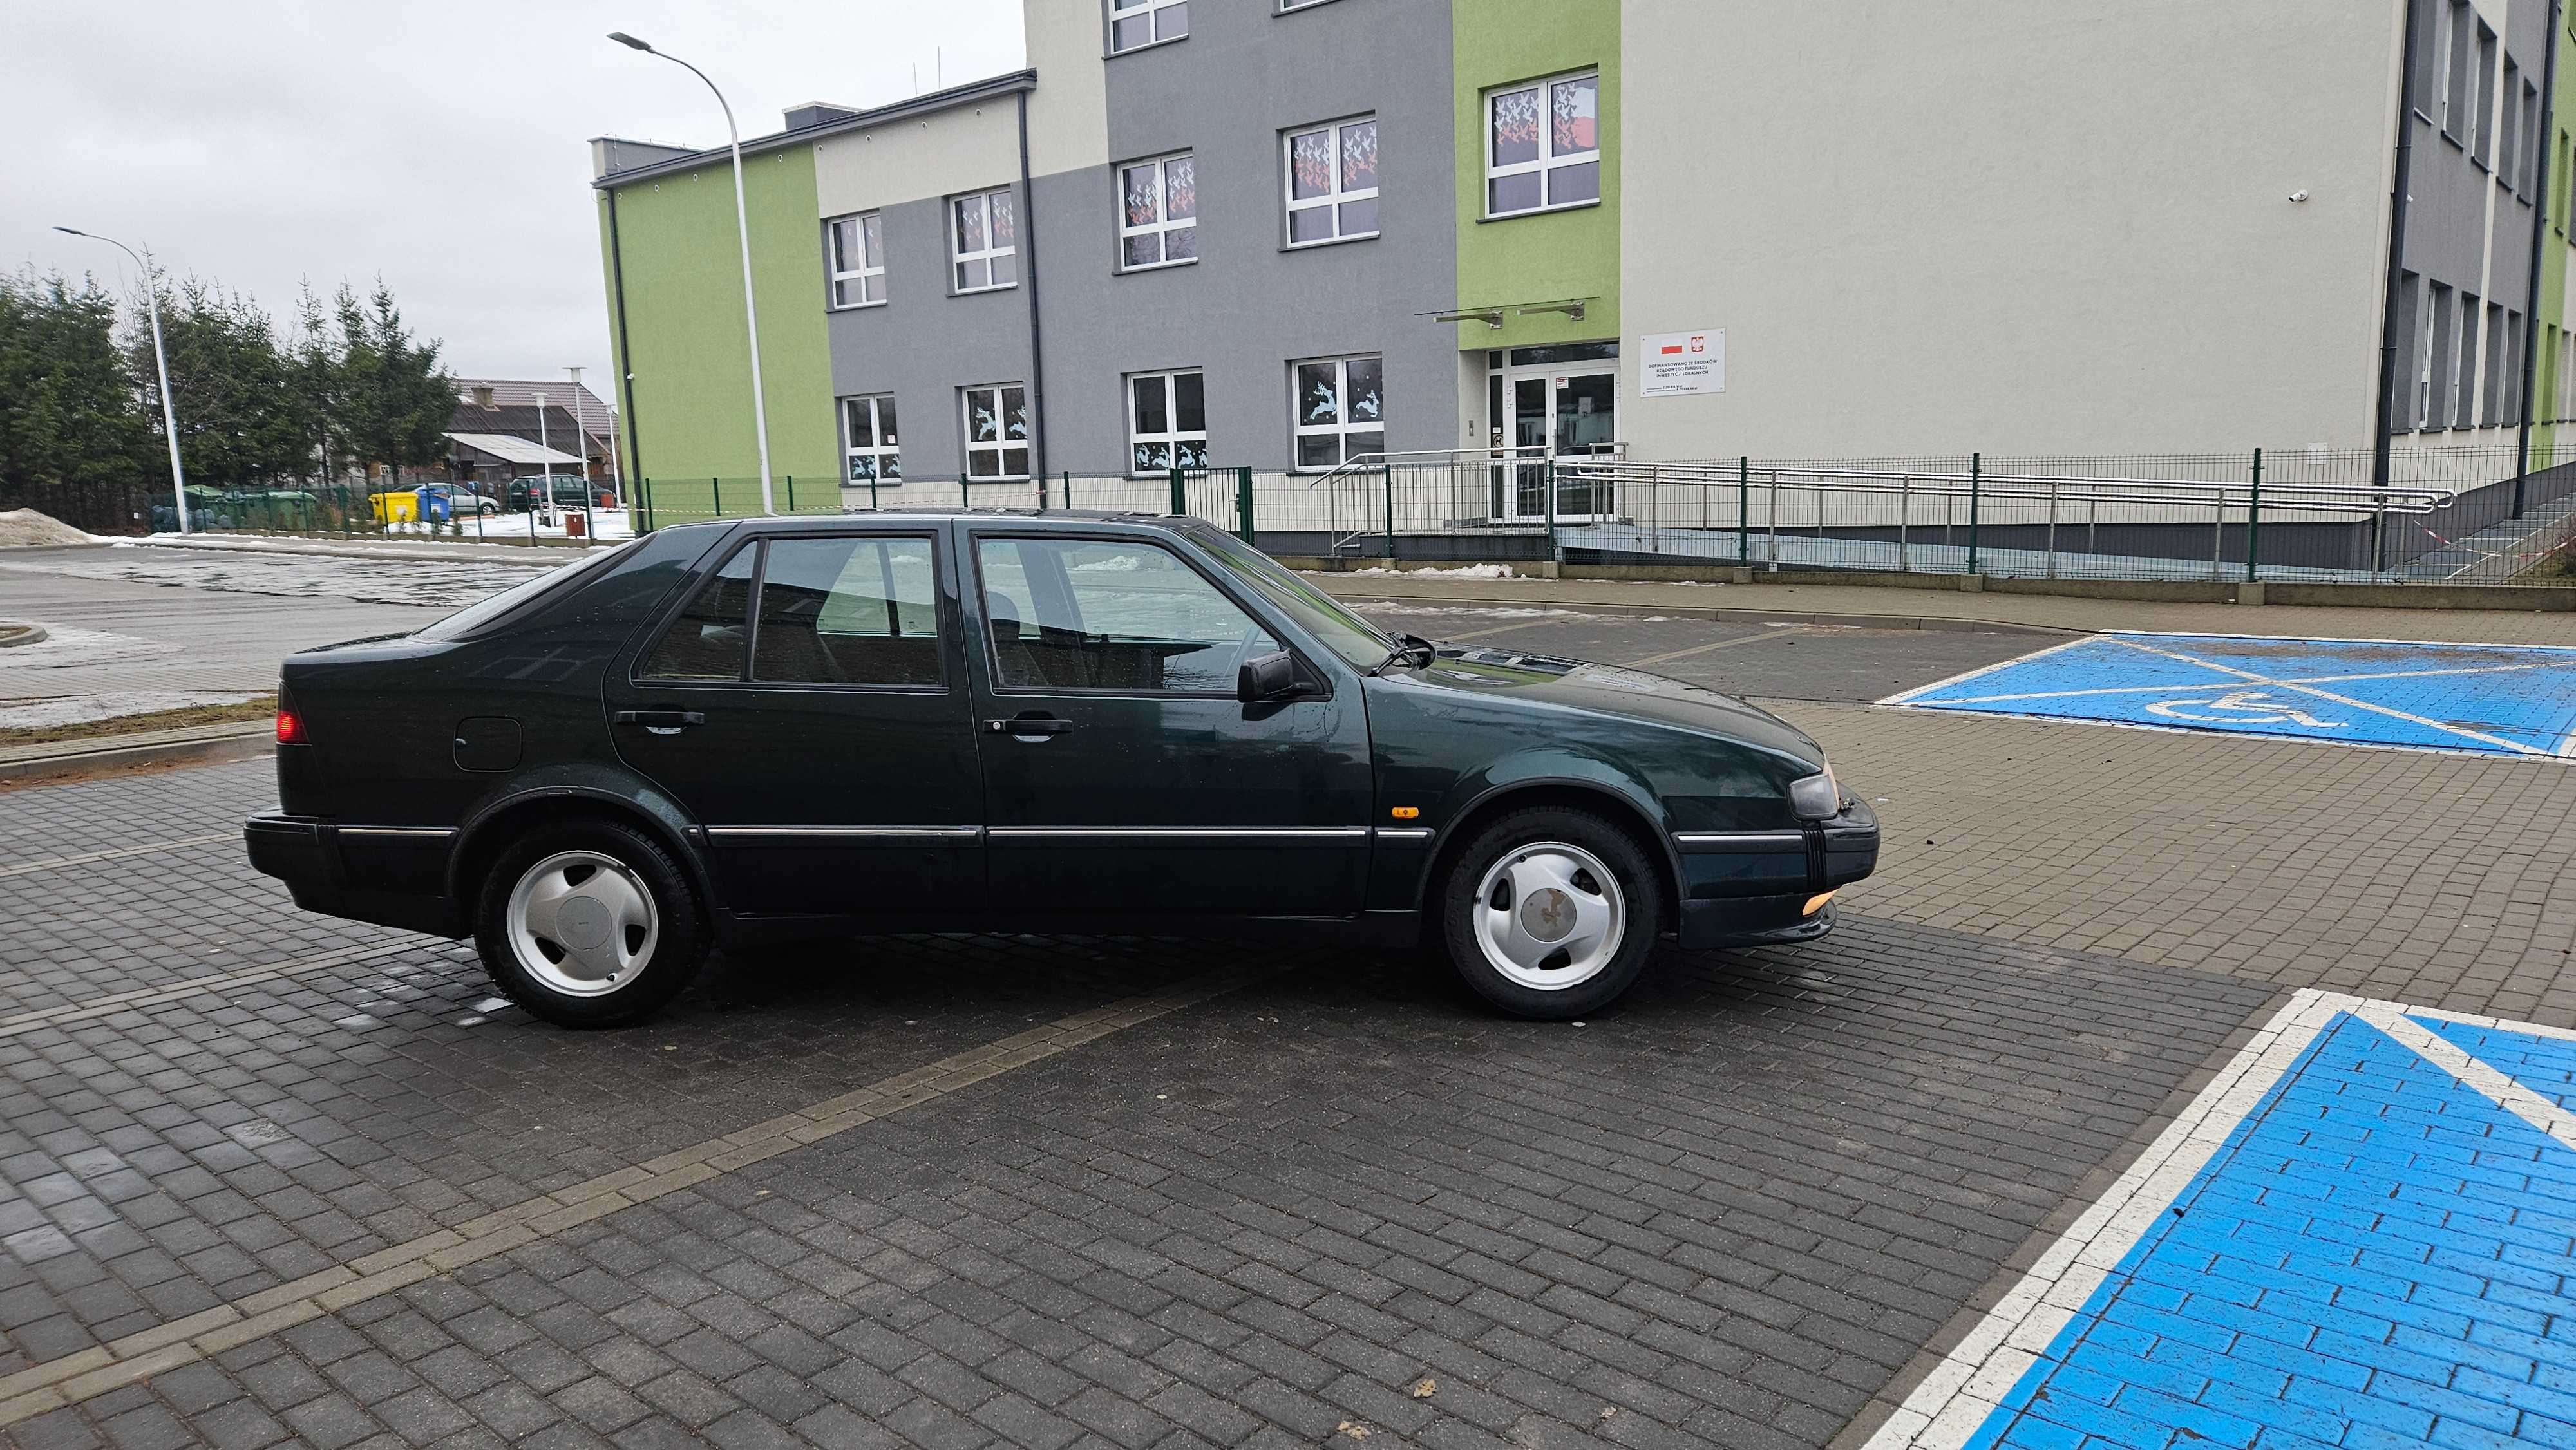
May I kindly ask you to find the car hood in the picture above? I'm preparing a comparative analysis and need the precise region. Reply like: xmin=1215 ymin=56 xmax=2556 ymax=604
xmin=1396 ymin=644 xmax=1826 ymax=766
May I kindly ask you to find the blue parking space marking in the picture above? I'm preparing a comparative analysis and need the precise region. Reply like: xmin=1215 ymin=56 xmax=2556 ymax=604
xmin=1882 ymin=632 xmax=2576 ymax=759
xmin=1867 ymin=992 xmax=2576 ymax=1450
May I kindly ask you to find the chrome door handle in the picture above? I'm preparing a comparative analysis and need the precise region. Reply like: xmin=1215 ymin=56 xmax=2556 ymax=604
xmin=983 ymin=717 xmax=1073 ymax=736
xmin=613 ymin=709 xmax=706 ymax=730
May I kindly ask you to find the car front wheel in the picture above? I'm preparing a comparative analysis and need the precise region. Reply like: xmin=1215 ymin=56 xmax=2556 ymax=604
xmin=473 ymin=821 xmax=707 ymax=1027
xmin=1436 ymin=806 xmax=1662 ymax=1019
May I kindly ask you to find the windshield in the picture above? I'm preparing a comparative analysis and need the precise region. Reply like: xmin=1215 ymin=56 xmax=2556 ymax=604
xmin=1184 ymin=525 xmax=1397 ymax=669
xmin=412 ymin=538 xmax=640 ymax=642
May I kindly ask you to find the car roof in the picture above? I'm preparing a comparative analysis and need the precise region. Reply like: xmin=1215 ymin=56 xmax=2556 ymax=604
xmin=661 ymin=510 xmax=1195 ymax=536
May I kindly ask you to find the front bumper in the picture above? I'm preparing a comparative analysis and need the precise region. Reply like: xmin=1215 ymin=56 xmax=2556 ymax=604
xmin=1671 ymin=798 xmax=1879 ymax=949
xmin=245 ymin=812 xmax=468 ymax=938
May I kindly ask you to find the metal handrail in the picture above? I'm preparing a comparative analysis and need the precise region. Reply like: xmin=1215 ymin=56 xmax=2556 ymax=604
xmin=1553 ymin=460 xmax=2457 ymax=513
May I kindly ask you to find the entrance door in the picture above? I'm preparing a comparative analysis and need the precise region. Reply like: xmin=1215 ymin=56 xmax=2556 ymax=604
xmin=1492 ymin=367 xmax=1617 ymax=522
xmin=961 ymin=527 xmax=1374 ymax=923
xmin=605 ymin=525 xmax=983 ymax=923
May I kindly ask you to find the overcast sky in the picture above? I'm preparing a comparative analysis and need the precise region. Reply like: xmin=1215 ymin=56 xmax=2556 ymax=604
xmin=1 ymin=1 xmax=1024 ymax=399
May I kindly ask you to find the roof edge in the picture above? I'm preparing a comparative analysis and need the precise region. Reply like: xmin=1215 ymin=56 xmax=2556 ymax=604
xmin=591 ymin=69 xmax=1039 ymax=189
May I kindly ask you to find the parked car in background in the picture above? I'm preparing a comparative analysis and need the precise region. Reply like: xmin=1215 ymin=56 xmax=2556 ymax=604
xmin=245 ymin=513 xmax=1879 ymax=1028
xmin=506 ymin=475 xmax=612 ymax=511
xmin=419 ymin=484 xmax=500 ymax=518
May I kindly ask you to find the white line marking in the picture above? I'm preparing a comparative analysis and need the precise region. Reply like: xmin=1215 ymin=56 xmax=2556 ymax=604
xmin=0 ymin=833 xmax=236 ymax=881
xmin=1875 ymin=634 xmax=2099 ymax=706
xmin=1623 ymin=625 xmax=1820 ymax=668
xmin=1871 ymin=700 xmax=2575 ymax=764
xmin=2105 ymin=628 xmax=2576 ymax=654
xmin=1933 ymin=659 xmax=2566 ymax=707
xmin=2096 ymin=634 xmax=2550 ymax=756
xmin=1862 ymin=988 xmax=2576 ymax=1449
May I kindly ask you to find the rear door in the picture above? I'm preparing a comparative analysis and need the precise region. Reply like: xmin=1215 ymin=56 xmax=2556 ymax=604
xmin=605 ymin=524 xmax=981 ymax=922
xmin=960 ymin=526 xmax=1373 ymax=923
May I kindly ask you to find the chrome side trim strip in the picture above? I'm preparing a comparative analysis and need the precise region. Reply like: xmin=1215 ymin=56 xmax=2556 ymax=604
xmin=1672 ymin=830 xmax=1807 ymax=847
xmin=985 ymin=826 xmax=1371 ymax=840
xmin=705 ymin=825 xmax=982 ymax=840
xmin=1373 ymin=828 xmax=1434 ymax=842
xmin=338 ymin=826 xmax=457 ymax=840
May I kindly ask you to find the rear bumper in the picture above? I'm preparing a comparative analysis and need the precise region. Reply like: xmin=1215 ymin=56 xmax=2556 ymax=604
xmin=244 ymin=812 xmax=468 ymax=938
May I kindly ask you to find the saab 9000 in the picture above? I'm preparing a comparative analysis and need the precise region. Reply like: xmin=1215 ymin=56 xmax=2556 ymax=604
xmin=245 ymin=513 xmax=1878 ymax=1026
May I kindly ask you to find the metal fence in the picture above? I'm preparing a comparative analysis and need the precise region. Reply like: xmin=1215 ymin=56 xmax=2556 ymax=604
xmin=1311 ymin=444 xmax=2576 ymax=584
xmin=630 ymin=466 xmax=1260 ymax=540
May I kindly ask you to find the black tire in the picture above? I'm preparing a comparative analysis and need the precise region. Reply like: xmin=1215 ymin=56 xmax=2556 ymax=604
xmin=1435 ymin=805 xmax=1663 ymax=1020
xmin=472 ymin=820 xmax=708 ymax=1028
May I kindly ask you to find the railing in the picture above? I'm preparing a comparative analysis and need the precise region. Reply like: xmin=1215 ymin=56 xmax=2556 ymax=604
xmin=1307 ymin=444 xmax=2576 ymax=584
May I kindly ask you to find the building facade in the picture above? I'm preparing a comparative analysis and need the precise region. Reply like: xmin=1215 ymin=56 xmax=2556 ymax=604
xmin=592 ymin=0 xmax=2569 ymax=524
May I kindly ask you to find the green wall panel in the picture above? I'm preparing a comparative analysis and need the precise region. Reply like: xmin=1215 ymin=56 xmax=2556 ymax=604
xmin=598 ymin=146 xmax=837 ymax=487
xmin=1452 ymin=0 xmax=1621 ymax=352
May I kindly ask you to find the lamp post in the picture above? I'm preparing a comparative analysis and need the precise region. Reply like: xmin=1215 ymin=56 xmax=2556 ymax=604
xmin=54 ymin=227 xmax=189 ymax=533
xmin=608 ymin=31 xmax=775 ymax=516
xmin=564 ymin=366 xmax=596 ymax=500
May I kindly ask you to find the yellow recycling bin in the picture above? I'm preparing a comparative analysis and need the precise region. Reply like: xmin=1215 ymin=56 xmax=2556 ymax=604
xmin=368 ymin=490 xmax=420 ymax=523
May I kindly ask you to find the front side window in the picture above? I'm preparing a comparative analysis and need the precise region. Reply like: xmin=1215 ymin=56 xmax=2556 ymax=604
xmin=842 ymin=395 xmax=901 ymax=483
xmin=1120 ymin=153 xmax=1198 ymax=270
xmin=1291 ymin=354 xmax=1383 ymax=469
xmin=976 ymin=536 xmax=1275 ymax=694
xmin=827 ymin=213 xmax=884 ymax=307
xmin=1108 ymin=0 xmax=1187 ymax=53
xmin=1285 ymin=116 xmax=1378 ymax=245
xmin=963 ymin=384 xmax=1030 ymax=479
xmin=952 ymin=188 xmax=1018 ymax=292
xmin=752 ymin=536 xmax=942 ymax=686
xmin=1128 ymin=371 xmax=1208 ymax=473
xmin=1488 ymin=72 xmax=1598 ymax=216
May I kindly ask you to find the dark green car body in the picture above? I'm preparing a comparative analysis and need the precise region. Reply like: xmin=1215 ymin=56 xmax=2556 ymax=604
xmin=245 ymin=513 xmax=1877 ymax=953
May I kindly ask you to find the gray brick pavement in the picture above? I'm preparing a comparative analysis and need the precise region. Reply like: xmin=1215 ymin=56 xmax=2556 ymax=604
xmin=1 ymin=919 xmax=2267 ymax=1447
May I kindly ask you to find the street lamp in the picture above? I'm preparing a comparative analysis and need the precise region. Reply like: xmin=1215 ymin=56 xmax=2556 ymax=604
xmin=54 ymin=226 xmax=190 ymax=534
xmin=608 ymin=31 xmax=775 ymax=516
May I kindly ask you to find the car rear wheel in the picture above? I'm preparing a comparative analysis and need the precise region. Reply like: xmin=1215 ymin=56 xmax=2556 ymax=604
xmin=1436 ymin=806 xmax=1662 ymax=1020
xmin=473 ymin=821 xmax=707 ymax=1028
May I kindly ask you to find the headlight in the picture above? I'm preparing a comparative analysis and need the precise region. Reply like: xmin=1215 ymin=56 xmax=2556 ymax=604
xmin=1788 ymin=767 xmax=1840 ymax=821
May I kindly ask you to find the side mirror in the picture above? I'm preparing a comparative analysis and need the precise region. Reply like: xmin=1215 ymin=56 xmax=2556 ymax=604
xmin=1236 ymin=650 xmax=1301 ymax=703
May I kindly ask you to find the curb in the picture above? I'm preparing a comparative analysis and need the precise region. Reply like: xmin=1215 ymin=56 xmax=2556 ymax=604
xmin=1311 ymin=585 xmax=2074 ymax=637
xmin=0 ymin=622 xmax=48 ymax=649
xmin=0 ymin=722 xmax=272 ymax=787
xmin=114 ymin=537 xmax=601 ymax=566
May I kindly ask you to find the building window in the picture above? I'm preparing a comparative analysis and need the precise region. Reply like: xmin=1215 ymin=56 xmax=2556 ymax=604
xmin=1120 ymin=153 xmax=1198 ymax=270
xmin=827 ymin=214 xmax=885 ymax=308
xmin=1285 ymin=117 xmax=1378 ymax=246
xmin=952 ymin=188 xmax=1018 ymax=293
xmin=2472 ymin=23 xmax=2498 ymax=166
xmin=842 ymin=395 xmax=900 ymax=483
xmin=2501 ymin=61 xmax=2522 ymax=185
xmin=962 ymin=384 xmax=1030 ymax=479
xmin=1485 ymin=72 xmax=1599 ymax=217
xmin=1291 ymin=355 xmax=1383 ymax=469
xmin=1108 ymin=0 xmax=1186 ymax=53
xmin=1276 ymin=0 xmax=1334 ymax=10
xmin=1128 ymin=371 xmax=1207 ymax=473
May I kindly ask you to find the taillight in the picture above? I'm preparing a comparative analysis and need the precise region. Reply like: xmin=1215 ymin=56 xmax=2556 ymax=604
xmin=276 ymin=708 xmax=307 ymax=744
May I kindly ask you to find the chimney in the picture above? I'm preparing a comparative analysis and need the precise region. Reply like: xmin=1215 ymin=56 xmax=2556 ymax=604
xmin=472 ymin=386 xmax=495 ymax=410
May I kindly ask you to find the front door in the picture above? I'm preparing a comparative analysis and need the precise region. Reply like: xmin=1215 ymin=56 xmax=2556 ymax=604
xmin=960 ymin=527 xmax=1374 ymax=923
xmin=605 ymin=525 xmax=983 ymax=922
xmin=1492 ymin=367 xmax=1618 ymax=522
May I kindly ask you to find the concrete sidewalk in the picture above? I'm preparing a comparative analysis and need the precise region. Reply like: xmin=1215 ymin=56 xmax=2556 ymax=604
xmin=1307 ymin=570 xmax=2576 ymax=645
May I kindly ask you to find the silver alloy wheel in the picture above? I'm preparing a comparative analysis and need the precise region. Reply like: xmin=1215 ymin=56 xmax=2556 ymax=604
xmin=1470 ymin=840 xmax=1627 ymax=990
xmin=504 ymin=850 xmax=659 ymax=997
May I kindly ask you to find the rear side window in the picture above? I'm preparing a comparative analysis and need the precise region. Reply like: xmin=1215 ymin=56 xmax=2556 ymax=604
xmin=637 ymin=535 xmax=944 ymax=687
xmin=638 ymin=546 xmax=755 ymax=679
xmin=753 ymin=536 xmax=942 ymax=686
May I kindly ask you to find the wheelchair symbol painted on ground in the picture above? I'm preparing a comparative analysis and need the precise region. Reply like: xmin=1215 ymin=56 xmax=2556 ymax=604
xmin=1883 ymin=632 xmax=2576 ymax=758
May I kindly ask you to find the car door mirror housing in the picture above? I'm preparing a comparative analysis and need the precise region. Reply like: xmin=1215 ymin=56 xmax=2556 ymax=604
xmin=1237 ymin=650 xmax=1307 ymax=703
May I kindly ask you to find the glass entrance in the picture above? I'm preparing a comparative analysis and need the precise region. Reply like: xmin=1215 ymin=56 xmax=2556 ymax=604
xmin=1488 ymin=364 xmax=1617 ymax=522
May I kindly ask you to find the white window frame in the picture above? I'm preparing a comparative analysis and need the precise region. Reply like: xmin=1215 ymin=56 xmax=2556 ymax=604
xmin=1283 ymin=115 xmax=1379 ymax=248
xmin=827 ymin=212 xmax=885 ymax=309
xmin=1484 ymin=71 xmax=1600 ymax=219
xmin=841 ymin=394 xmax=901 ymax=485
xmin=1118 ymin=153 xmax=1198 ymax=272
xmin=1289 ymin=354 xmax=1384 ymax=472
xmin=951 ymin=188 xmax=1018 ymax=294
xmin=1277 ymin=0 xmax=1335 ymax=10
xmin=1126 ymin=370 xmax=1208 ymax=476
xmin=961 ymin=384 xmax=1030 ymax=480
xmin=1108 ymin=0 xmax=1187 ymax=53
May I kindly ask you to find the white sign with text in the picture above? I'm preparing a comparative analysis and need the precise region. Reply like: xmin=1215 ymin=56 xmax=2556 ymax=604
xmin=1640 ymin=330 xmax=1725 ymax=397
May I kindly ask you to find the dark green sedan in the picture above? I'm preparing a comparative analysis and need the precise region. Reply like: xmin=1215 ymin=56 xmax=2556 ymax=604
xmin=245 ymin=513 xmax=1878 ymax=1027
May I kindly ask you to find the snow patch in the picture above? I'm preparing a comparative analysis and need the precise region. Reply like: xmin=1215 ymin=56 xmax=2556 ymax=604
xmin=0 ymin=691 xmax=265 ymax=730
